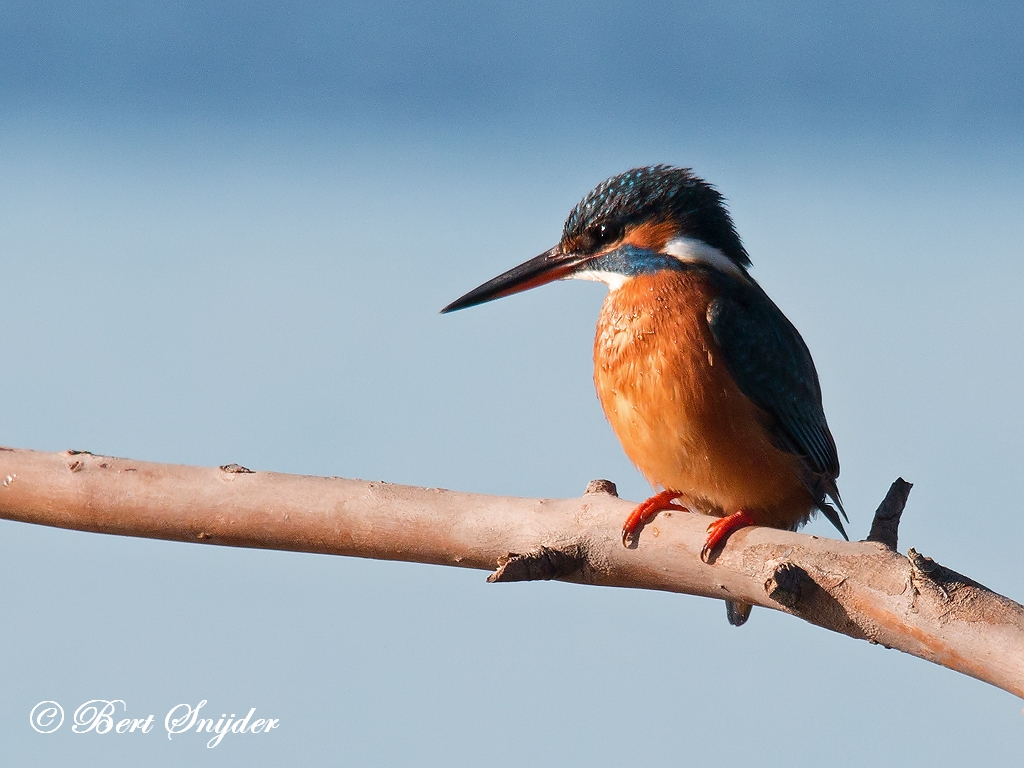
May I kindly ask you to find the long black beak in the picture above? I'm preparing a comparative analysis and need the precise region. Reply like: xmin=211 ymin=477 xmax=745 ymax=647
xmin=440 ymin=246 xmax=587 ymax=313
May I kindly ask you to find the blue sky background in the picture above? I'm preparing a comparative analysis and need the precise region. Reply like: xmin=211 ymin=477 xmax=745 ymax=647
xmin=1 ymin=1 xmax=1023 ymax=764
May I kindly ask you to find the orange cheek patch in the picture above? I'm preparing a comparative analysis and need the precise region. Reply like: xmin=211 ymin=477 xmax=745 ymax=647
xmin=622 ymin=220 xmax=677 ymax=251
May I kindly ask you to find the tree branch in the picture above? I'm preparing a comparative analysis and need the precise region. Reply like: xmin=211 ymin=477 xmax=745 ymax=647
xmin=1 ymin=447 xmax=1022 ymax=699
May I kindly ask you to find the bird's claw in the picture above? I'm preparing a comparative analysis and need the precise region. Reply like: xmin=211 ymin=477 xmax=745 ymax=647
xmin=620 ymin=489 xmax=685 ymax=548
xmin=701 ymin=510 xmax=756 ymax=563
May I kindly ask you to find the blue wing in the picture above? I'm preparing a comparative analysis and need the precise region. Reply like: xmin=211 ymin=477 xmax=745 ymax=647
xmin=707 ymin=281 xmax=848 ymax=538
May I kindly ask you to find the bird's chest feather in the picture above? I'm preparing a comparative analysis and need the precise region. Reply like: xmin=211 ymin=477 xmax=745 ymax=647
xmin=593 ymin=270 xmax=804 ymax=515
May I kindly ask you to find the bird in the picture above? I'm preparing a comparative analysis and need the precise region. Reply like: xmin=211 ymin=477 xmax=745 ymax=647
xmin=441 ymin=165 xmax=847 ymax=626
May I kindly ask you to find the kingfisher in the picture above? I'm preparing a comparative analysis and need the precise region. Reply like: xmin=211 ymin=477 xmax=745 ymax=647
xmin=441 ymin=165 xmax=847 ymax=625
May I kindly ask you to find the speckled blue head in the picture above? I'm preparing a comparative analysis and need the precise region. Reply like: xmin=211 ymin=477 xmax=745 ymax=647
xmin=441 ymin=165 xmax=751 ymax=313
xmin=562 ymin=165 xmax=750 ymax=268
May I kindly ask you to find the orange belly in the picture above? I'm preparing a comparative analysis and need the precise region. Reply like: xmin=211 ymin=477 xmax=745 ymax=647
xmin=593 ymin=270 xmax=814 ymax=530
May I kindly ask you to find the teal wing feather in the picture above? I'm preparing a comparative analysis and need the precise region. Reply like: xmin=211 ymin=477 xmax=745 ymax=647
xmin=706 ymin=282 xmax=848 ymax=538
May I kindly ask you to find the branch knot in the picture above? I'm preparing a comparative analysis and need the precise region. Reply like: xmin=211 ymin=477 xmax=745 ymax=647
xmin=764 ymin=561 xmax=811 ymax=609
xmin=220 ymin=463 xmax=254 ymax=474
xmin=584 ymin=479 xmax=618 ymax=496
xmin=487 ymin=545 xmax=586 ymax=583
xmin=866 ymin=478 xmax=913 ymax=550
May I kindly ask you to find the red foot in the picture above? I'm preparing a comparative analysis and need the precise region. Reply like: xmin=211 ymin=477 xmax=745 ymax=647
xmin=701 ymin=510 xmax=756 ymax=563
xmin=621 ymin=490 xmax=685 ymax=547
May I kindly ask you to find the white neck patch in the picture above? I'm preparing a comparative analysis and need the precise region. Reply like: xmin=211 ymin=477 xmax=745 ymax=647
xmin=663 ymin=236 xmax=747 ymax=279
xmin=566 ymin=236 xmax=747 ymax=293
xmin=569 ymin=269 xmax=629 ymax=291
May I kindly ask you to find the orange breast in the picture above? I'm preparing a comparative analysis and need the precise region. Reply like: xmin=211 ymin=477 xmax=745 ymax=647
xmin=593 ymin=270 xmax=814 ymax=530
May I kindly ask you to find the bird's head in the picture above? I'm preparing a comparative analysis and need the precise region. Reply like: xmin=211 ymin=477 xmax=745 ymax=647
xmin=441 ymin=165 xmax=750 ymax=313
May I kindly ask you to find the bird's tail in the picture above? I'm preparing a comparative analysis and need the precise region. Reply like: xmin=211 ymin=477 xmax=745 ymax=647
xmin=726 ymin=600 xmax=752 ymax=626
xmin=814 ymin=475 xmax=849 ymax=541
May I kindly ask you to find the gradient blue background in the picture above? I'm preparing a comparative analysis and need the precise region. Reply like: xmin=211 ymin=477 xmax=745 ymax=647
xmin=1 ymin=1 xmax=1022 ymax=764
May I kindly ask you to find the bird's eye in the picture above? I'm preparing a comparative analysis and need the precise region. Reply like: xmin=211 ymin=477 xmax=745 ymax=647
xmin=584 ymin=222 xmax=621 ymax=251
